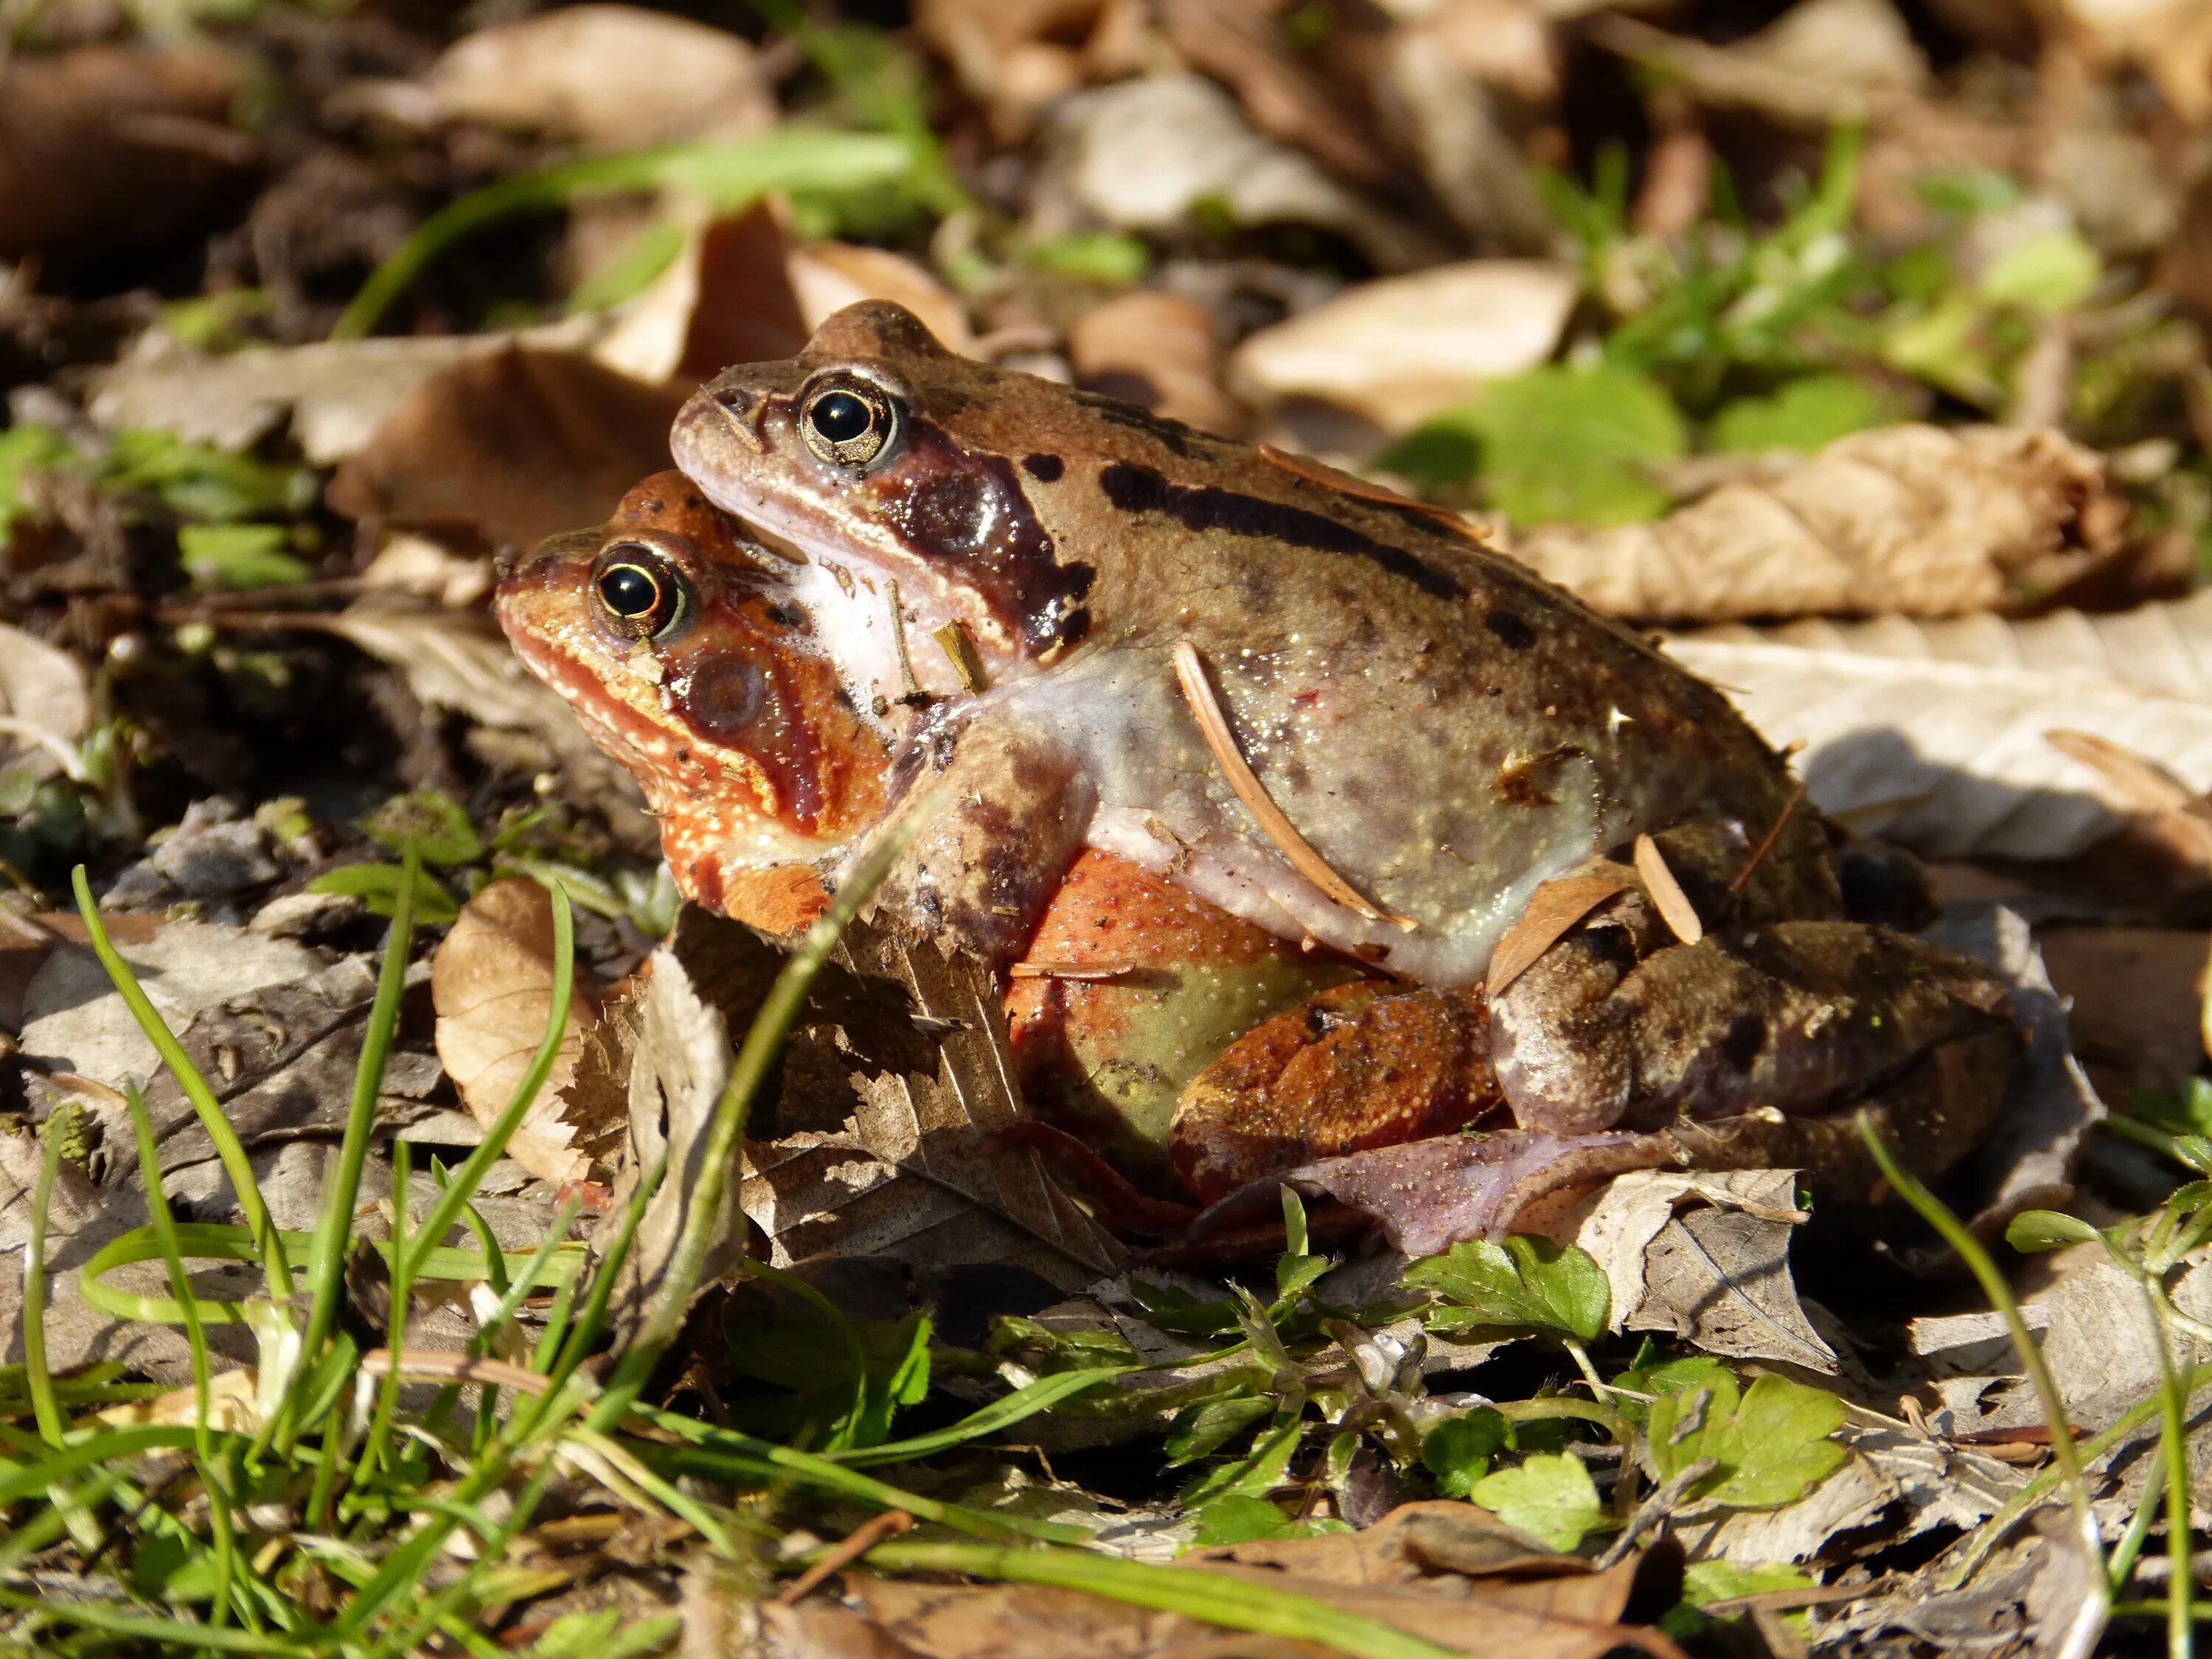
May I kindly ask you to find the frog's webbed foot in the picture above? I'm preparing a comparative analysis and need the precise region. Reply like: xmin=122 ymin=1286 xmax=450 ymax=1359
xmin=867 ymin=720 xmax=1096 ymax=966
xmin=1491 ymin=914 xmax=2016 ymax=1135
xmin=1169 ymin=981 xmax=1500 ymax=1203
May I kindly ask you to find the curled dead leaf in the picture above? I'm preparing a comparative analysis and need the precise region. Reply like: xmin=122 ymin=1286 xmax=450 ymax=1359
xmin=431 ymin=879 xmax=600 ymax=1186
xmin=1068 ymin=291 xmax=1239 ymax=436
xmin=1519 ymin=424 xmax=2126 ymax=621
xmin=1231 ymin=262 xmax=1577 ymax=437
xmin=0 ymin=623 xmax=90 ymax=781
xmin=1486 ymin=869 xmax=1635 ymax=997
xmin=0 ymin=44 xmax=252 ymax=264
xmin=327 ymin=347 xmax=687 ymax=552
xmin=427 ymin=4 xmax=776 ymax=148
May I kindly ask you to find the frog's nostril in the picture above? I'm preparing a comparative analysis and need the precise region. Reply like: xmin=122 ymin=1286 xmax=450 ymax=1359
xmin=712 ymin=385 xmax=752 ymax=412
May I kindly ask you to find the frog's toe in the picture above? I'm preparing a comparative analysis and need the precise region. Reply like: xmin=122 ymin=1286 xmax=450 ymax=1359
xmin=1169 ymin=984 xmax=1498 ymax=1203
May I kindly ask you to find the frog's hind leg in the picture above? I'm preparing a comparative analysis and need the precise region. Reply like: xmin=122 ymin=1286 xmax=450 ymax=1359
xmin=1169 ymin=982 xmax=1502 ymax=1203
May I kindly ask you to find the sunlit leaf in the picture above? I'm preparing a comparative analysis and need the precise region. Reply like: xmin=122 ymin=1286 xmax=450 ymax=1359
xmin=1420 ymin=1408 xmax=1511 ymax=1498
xmin=1402 ymin=1236 xmax=1609 ymax=1340
xmin=178 ymin=524 xmax=312 ymax=591
xmin=366 ymin=790 xmax=483 ymax=868
xmin=1469 ymin=1451 xmax=1604 ymax=1550
xmin=1648 ymin=1371 xmax=1847 ymax=1509
xmin=308 ymin=861 xmax=461 ymax=925
xmin=1709 ymin=374 xmax=1896 ymax=454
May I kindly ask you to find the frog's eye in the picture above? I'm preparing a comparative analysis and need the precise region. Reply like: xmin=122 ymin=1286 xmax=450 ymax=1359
xmin=800 ymin=380 xmax=897 ymax=467
xmin=592 ymin=545 xmax=689 ymax=641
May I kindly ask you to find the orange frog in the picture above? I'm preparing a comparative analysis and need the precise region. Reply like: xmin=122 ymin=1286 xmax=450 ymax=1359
xmin=501 ymin=298 xmax=2020 ymax=1248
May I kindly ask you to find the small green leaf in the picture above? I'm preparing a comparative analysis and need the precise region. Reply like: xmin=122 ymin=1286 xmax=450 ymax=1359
xmin=568 ymin=219 xmax=689 ymax=314
xmin=1421 ymin=1408 xmax=1511 ymax=1498
xmin=988 ymin=1315 xmax=1142 ymax=1368
xmin=178 ymin=523 xmax=313 ymax=591
xmin=1127 ymin=1279 xmax=1241 ymax=1336
xmin=1194 ymin=1493 xmax=1297 ymax=1545
xmin=1025 ymin=232 xmax=1150 ymax=286
xmin=1708 ymin=374 xmax=1896 ymax=455
xmin=366 ymin=790 xmax=483 ymax=868
xmin=1980 ymin=229 xmax=2099 ymax=314
xmin=1166 ymin=1396 xmax=1274 ymax=1466
xmin=0 ymin=423 xmax=74 ymax=540
xmin=2005 ymin=1209 xmax=2101 ymax=1253
xmin=308 ymin=862 xmax=461 ymax=925
xmin=1660 ymin=1559 xmax=1814 ymax=1638
xmin=1384 ymin=365 xmax=1686 ymax=526
xmin=2129 ymin=1078 xmax=2212 ymax=1138
xmin=1648 ymin=1371 xmax=1848 ymax=1509
xmin=1183 ymin=1418 xmax=1300 ymax=1506
xmin=1273 ymin=1253 xmax=1332 ymax=1310
xmin=1469 ymin=1452 xmax=1604 ymax=1551
xmin=1402 ymin=1235 xmax=1609 ymax=1340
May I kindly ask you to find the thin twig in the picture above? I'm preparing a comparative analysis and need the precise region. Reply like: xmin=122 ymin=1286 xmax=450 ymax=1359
xmin=1172 ymin=641 xmax=1416 ymax=932
xmin=779 ymin=1511 xmax=914 ymax=1604
xmin=1594 ymin=1456 xmax=1717 ymax=1570
xmin=1726 ymin=781 xmax=1808 ymax=897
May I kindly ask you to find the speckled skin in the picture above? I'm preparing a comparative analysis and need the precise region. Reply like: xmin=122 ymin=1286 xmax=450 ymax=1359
xmin=669 ymin=301 xmax=1838 ymax=985
xmin=496 ymin=472 xmax=881 ymax=930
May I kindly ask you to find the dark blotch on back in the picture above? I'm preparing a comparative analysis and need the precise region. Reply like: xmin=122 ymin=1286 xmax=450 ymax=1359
xmin=1097 ymin=462 xmax=1464 ymax=601
xmin=1485 ymin=611 xmax=1536 ymax=650
xmin=881 ymin=423 xmax=1095 ymax=654
xmin=1069 ymin=388 xmax=1206 ymax=458
xmin=1022 ymin=453 xmax=1065 ymax=481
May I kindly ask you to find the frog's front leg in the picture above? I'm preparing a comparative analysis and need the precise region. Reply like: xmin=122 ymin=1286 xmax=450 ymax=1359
xmin=868 ymin=717 xmax=1097 ymax=966
xmin=1490 ymin=909 xmax=2016 ymax=1135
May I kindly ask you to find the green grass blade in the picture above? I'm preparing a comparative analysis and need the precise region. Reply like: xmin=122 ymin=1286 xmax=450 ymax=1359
xmin=588 ymin=808 xmax=919 ymax=1430
xmin=355 ymin=1141 xmax=415 ymax=1485
xmin=70 ymin=866 xmax=291 ymax=1298
xmin=122 ymin=1083 xmax=214 ymax=1465
xmin=1862 ymin=1111 xmax=2109 ymax=1610
xmin=0 ymin=1425 xmax=201 ymax=1504
xmin=283 ymin=838 xmax=420 ymax=1454
xmin=828 ymin=1366 xmax=1133 ymax=1466
xmin=333 ymin=130 xmax=913 ymax=338
xmin=0 ymin=1588 xmax=316 ymax=1656
xmin=22 ymin=1116 xmax=69 ymax=1446
xmin=630 ymin=1405 xmax=1089 ymax=1545
xmin=860 ymin=1541 xmax=1467 ymax=1659
xmin=399 ymin=882 xmax=574 ymax=1284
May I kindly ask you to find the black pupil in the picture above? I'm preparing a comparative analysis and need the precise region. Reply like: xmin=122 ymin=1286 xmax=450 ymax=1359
xmin=810 ymin=391 xmax=872 ymax=444
xmin=599 ymin=564 xmax=660 ymax=618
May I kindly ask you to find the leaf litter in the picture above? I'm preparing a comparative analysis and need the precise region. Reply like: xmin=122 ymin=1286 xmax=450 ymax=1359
xmin=10 ymin=0 xmax=2212 ymax=1653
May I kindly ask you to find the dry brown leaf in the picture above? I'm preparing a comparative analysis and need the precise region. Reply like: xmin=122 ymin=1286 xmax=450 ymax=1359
xmin=915 ymin=0 xmax=1139 ymax=142
xmin=1230 ymin=262 xmax=1576 ymax=437
xmin=2042 ymin=728 xmax=2212 ymax=873
xmin=0 ymin=44 xmax=252 ymax=263
xmin=1518 ymin=424 xmax=2126 ymax=622
xmin=327 ymin=347 xmax=686 ymax=552
xmin=1486 ymin=869 xmax=1635 ymax=996
xmin=1576 ymin=1169 xmax=1835 ymax=1372
xmin=426 ymin=4 xmax=776 ymax=148
xmin=1067 ymin=291 xmax=1239 ymax=436
xmin=1156 ymin=0 xmax=1394 ymax=186
xmin=1373 ymin=20 xmax=1559 ymax=252
xmin=431 ymin=880 xmax=599 ymax=1185
xmin=2053 ymin=0 xmax=2212 ymax=126
xmin=321 ymin=599 xmax=653 ymax=849
xmin=1589 ymin=0 xmax=1927 ymax=129
xmin=1033 ymin=75 xmax=1439 ymax=275
xmin=704 ymin=1500 xmax=1674 ymax=1659
xmin=0 ymin=622 xmax=89 ymax=781
xmin=787 ymin=241 xmax=974 ymax=355
xmin=742 ymin=921 xmax=1121 ymax=1290
xmin=600 ymin=935 xmax=741 ymax=1346
xmin=2035 ymin=925 xmax=2206 ymax=1100
xmin=1632 ymin=834 xmax=1703 ymax=945
xmin=591 ymin=202 xmax=810 ymax=386
xmin=1663 ymin=633 xmax=2212 ymax=860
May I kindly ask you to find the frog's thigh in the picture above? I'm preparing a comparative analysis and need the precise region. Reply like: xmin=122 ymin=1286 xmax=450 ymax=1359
xmin=1495 ymin=919 xmax=2013 ymax=1133
xmin=886 ymin=726 xmax=1097 ymax=964
xmin=1169 ymin=984 xmax=1497 ymax=1203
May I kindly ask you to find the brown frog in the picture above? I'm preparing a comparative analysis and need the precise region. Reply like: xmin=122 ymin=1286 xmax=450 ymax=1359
xmin=502 ymin=301 xmax=2020 ymax=1239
